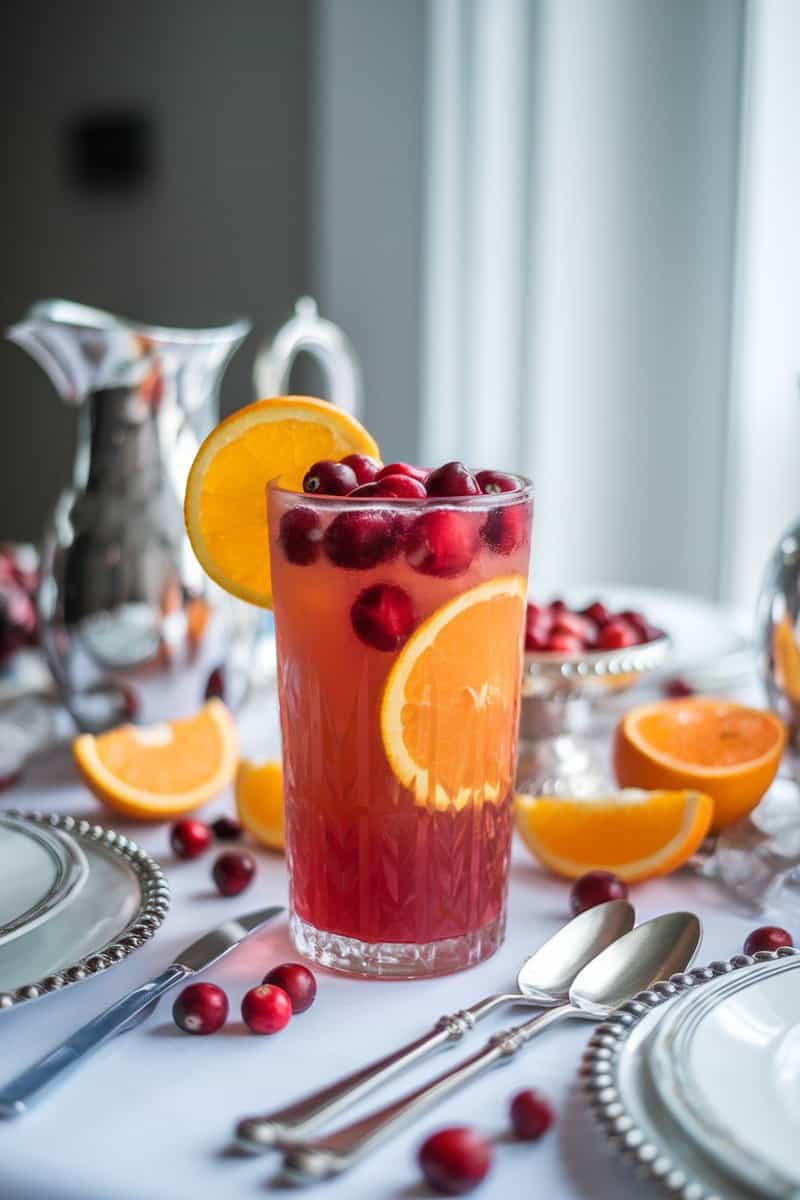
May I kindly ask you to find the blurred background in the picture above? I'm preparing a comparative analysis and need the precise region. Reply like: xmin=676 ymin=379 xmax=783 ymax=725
xmin=1 ymin=0 xmax=797 ymax=610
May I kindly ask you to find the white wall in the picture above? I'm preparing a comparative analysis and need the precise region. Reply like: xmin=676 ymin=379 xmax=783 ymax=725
xmin=722 ymin=0 xmax=800 ymax=610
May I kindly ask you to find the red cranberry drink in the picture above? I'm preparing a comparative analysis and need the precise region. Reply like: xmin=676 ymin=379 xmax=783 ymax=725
xmin=268 ymin=461 xmax=533 ymax=977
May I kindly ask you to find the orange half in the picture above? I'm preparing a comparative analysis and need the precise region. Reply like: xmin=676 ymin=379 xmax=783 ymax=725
xmin=184 ymin=395 xmax=380 ymax=608
xmin=380 ymin=574 xmax=527 ymax=811
xmin=73 ymin=699 xmax=239 ymax=820
xmin=514 ymin=788 xmax=713 ymax=881
xmin=614 ymin=697 xmax=785 ymax=830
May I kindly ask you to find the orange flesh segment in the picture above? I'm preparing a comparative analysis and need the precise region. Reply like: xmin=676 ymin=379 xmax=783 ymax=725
xmin=631 ymin=703 xmax=781 ymax=769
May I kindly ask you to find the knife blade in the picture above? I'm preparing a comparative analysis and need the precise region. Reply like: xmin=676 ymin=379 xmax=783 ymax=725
xmin=0 ymin=905 xmax=285 ymax=1118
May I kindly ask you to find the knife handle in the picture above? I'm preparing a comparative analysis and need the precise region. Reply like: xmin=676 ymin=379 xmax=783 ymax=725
xmin=0 ymin=963 xmax=189 ymax=1118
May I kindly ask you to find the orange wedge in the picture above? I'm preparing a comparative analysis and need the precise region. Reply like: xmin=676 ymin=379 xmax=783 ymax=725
xmin=614 ymin=698 xmax=786 ymax=831
xmin=380 ymin=574 xmax=527 ymax=811
xmin=514 ymin=788 xmax=713 ymax=881
xmin=73 ymin=700 xmax=238 ymax=820
xmin=235 ymin=758 xmax=284 ymax=851
xmin=184 ymin=395 xmax=380 ymax=608
xmin=773 ymin=613 xmax=800 ymax=704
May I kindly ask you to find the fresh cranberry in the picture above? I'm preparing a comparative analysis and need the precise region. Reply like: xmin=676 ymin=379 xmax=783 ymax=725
xmin=378 ymin=462 xmax=429 ymax=484
xmin=581 ymin=600 xmax=610 ymax=625
xmin=204 ymin=665 xmax=226 ymax=701
xmin=211 ymin=815 xmax=242 ymax=841
xmin=510 ymin=1089 xmax=555 ymax=1140
xmin=405 ymin=510 xmax=478 ymax=577
xmin=549 ymin=598 xmax=567 ymax=615
xmin=549 ymin=610 xmax=590 ymax=641
xmin=279 ymin=507 xmax=322 ymax=566
xmin=525 ymin=604 xmax=553 ymax=651
xmin=324 ymin=510 xmax=398 ymax=569
xmin=172 ymin=982 xmax=228 ymax=1035
xmin=546 ymin=632 xmax=584 ymax=655
xmin=351 ymin=584 xmax=415 ymax=651
xmin=425 ymin=461 xmax=481 ymax=498
xmin=664 ymin=676 xmax=695 ymax=699
xmin=743 ymin=926 xmax=794 ymax=955
xmin=241 ymin=984 xmax=292 ymax=1034
xmin=339 ymin=453 xmax=382 ymax=485
xmin=480 ymin=504 xmax=527 ymax=555
xmin=351 ymin=475 xmax=428 ymax=499
xmin=597 ymin=620 xmax=638 ymax=650
xmin=212 ymin=850 xmax=255 ymax=897
xmin=570 ymin=871 xmax=628 ymax=915
xmin=418 ymin=1127 xmax=493 ymax=1196
xmin=170 ymin=819 xmax=212 ymax=860
xmin=263 ymin=962 xmax=317 ymax=1013
xmin=475 ymin=469 xmax=519 ymax=495
xmin=619 ymin=609 xmax=649 ymax=636
xmin=302 ymin=460 xmax=358 ymax=496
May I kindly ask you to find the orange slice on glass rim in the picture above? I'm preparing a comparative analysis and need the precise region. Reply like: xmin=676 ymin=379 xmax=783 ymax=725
xmin=236 ymin=758 xmax=284 ymax=851
xmin=380 ymin=574 xmax=527 ymax=811
xmin=514 ymin=788 xmax=713 ymax=882
xmin=184 ymin=395 xmax=380 ymax=608
xmin=613 ymin=697 xmax=785 ymax=831
xmin=73 ymin=699 xmax=238 ymax=820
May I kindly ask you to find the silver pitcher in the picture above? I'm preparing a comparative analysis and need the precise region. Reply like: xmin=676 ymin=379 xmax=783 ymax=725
xmin=759 ymin=515 xmax=800 ymax=754
xmin=7 ymin=299 xmax=253 ymax=732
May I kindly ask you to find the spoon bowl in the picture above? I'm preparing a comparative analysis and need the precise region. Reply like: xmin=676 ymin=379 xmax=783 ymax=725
xmin=569 ymin=911 xmax=702 ymax=1018
xmin=515 ymin=899 xmax=635 ymax=1004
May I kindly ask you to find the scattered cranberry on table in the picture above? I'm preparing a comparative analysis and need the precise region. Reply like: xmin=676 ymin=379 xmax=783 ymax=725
xmin=570 ymin=870 xmax=628 ymax=916
xmin=241 ymin=984 xmax=292 ymax=1034
xmin=509 ymin=1088 xmax=555 ymax=1141
xmin=212 ymin=850 xmax=256 ymax=897
xmin=173 ymin=982 xmax=228 ymax=1035
xmin=211 ymin=815 xmax=242 ymax=842
xmin=170 ymin=818 xmax=212 ymax=861
xmin=663 ymin=676 xmax=695 ymax=699
xmin=262 ymin=962 xmax=317 ymax=1013
xmin=418 ymin=1127 xmax=493 ymax=1196
xmin=204 ymin=665 xmax=226 ymax=702
xmin=743 ymin=925 xmax=794 ymax=955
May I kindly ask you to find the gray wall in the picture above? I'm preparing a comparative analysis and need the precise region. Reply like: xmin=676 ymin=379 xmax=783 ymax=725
xmin=0 ymin=0 xmax=310 ymax=542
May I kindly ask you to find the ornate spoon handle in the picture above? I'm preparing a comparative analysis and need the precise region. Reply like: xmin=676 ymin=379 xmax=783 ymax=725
xmin=236 ymin=991 xmax=526 ymax=1151
xmin=280 ymin=1003 xmax=575 ymax=1184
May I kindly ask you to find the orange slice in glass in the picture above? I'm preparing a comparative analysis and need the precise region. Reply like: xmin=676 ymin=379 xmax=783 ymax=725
xmin=380 ymin=574 xmax=527 ymax=811
xmin=614 ymin=697 xmax=785 ymax=831
xmin=73 ymin=699 xmax=238 ymax=820
xmin=514 ymin=788 xmax=713 ymax=881
xmin=184 ymin=395 xmax=380 ymax=608
xmin=235 ymin=758 xmax=284 ymax=851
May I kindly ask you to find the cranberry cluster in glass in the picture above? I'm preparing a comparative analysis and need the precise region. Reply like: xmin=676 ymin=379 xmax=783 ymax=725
xmin=278 ymin=458 xmax=530 ymax=653
xmin=525 ymin=597 xmax=664 ymax=655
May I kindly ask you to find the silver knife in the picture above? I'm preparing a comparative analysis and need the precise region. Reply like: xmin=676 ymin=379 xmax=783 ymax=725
xmin=0 ymin=905 xmax=284 ymax=1118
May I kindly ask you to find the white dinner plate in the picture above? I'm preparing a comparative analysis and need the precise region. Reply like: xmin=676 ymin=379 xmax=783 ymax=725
xmin=650 ymin=955 xmax=800 ymax=1198
xmin=583 ymin=952 xmax=800 ymax=1200
xmin=0 ymin=811 xmax=169 ymax=1009
xmin=0 ymin=815 xmax=88 ymax=947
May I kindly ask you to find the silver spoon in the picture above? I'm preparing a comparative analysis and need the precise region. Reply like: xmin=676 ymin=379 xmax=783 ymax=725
xmin=235 ymin=899 xmax=634 ymax=1152
xmin=280 ymin=910 xmax=701 ymax=1184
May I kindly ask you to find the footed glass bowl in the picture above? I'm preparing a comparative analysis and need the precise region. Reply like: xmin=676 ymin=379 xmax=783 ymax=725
xmin=517 ymin=632 xmax=672 ymax=795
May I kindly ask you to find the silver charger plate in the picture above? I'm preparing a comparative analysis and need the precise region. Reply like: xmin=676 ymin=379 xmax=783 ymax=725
xmin=0 ymin=815 xmax=88 ymax=947
xmin=581 ymin=948 xmax=800 ymax=1200
xmin=0 ymin=811 xmax=169 ymax=1009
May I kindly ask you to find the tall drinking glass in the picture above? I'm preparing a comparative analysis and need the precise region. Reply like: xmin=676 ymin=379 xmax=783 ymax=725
xmin=268 ymin=478 xmax=533 ymax=977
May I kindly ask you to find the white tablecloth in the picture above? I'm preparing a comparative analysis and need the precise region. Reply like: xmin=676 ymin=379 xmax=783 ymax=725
xmin=0 ymin=629 xmax=784 ymax=1200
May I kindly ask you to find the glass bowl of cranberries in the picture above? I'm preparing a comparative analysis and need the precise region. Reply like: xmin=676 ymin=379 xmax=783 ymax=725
xmin=518 ymin=597 xmax=670 ymax=795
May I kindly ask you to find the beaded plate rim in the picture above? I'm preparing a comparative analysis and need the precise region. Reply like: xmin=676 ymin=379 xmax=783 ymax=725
xmin=0 ymin=809 xmax=169 ymax=1010
xmin=581 ymin=946 xmax=800 ymax=1200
